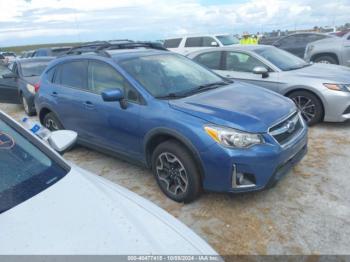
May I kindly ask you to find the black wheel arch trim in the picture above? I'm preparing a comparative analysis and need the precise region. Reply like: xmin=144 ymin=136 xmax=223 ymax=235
xmin=39 ymin=106 xmax=59 ymax=124
xmin=144 ymin=127 xmax=205 ymax=180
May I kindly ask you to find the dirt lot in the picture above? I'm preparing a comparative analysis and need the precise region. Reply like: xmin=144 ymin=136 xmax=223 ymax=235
xmin=2 ymin=103 xmax=350 ymax=255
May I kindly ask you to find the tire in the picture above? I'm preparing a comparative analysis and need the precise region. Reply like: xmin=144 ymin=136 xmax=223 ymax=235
xmin=151 ymin=140 xmax=202 ymax=203
xmin=21 ymin=94 xmax=35 ymax=116
xmin=313 ymin=55 xmax=338 ymax=65
xmin=43 ymin=112 xmax=64 ymax=131
xmin=288 ymin=90 xmax=323 ymax=125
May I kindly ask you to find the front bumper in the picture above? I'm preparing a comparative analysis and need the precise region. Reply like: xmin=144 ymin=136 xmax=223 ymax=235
xmin=199 ymin=124 xmax=308 ymax=193
xmin=322 ymin=89 xmax=350 ymax=122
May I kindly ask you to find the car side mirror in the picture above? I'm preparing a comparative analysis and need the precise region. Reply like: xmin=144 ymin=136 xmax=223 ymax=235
xmin=2 ymin=72 xmax=17 ymax=79
xmin=253 ymin=66 xmax=269 ymax=78
xmin=211 ymin=41 xmax=219 ymax=46
xmin=101 ymin=88 xmax=128 ymax=109
xmin=102 ymin=88 xmax=124 ymax=101
xmin=48 ymin=130 xmax=77 ymax=153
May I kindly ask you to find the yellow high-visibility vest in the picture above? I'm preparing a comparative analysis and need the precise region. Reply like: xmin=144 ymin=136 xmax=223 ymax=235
xmin=239 ymin=37 xmax=257 ymax=45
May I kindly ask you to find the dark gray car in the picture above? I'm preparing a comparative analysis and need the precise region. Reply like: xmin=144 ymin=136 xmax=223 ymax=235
xmin=187 ymin=45 xmax=350 ymax=125
xmin=273 ymin=32 xmax=331 ymax=58
xmin=0 ymin=58 xmax=53 ymax=115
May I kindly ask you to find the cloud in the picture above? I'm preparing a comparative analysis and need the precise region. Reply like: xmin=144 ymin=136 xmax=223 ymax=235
xmin=0 ymin=0 xmax=349 ymax=46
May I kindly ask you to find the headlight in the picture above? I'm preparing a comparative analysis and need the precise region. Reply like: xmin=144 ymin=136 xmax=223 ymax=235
xmin=26 ymin=84 xmax=35 ymax=94
xmin=204 ymin=125 xmax=264 ymax=148
xmin=323 ymin=83 xmax=350 ymax=92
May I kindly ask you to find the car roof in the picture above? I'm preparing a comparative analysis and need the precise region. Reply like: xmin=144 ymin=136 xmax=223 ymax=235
xmin=48 ymin=48 xmax=171 ymax=67
xmin=186 ymin=45 xmax=277 ymax=58
xmin=280 ymin=32 xmax=329 ymax=38
xmin=164 ymin=33 xmax=230 ymax=40
xmin=16 ymin=57 xmax=55 ymax=63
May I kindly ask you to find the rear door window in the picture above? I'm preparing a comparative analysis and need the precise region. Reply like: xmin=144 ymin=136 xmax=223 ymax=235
xmin=163 ymin=38 xmax=182 ymax=48
xmin=185 ymin=37 xmax=218 ymax=47
xmin=185 ymin=37 xmax=203 ymax=47
xmin=194 ymin=51 xmax=222 ymax=70
xmin=58 ymin=61 xmax=88 ymax=90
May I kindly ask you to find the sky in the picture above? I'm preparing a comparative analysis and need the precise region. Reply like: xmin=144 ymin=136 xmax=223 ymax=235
xmin=0 ymin=0 xmax=349 ymax=47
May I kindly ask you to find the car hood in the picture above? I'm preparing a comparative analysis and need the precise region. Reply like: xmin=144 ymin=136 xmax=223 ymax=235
xmin=169 ymin=83 xmax=296 ymax=133
xmin=0 ymin=165 xmax=217 ymax=255
xmin=284 ymin=63 xmax=350 ymax=83
xmin=310 ymin=36 xmax=342 ymax=46
xmin=23 ymin=75 xmax=40 ymax=85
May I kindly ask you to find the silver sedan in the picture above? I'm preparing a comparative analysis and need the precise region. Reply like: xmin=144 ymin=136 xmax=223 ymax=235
xmin=187 ymin=45 xmax=350 ymax=125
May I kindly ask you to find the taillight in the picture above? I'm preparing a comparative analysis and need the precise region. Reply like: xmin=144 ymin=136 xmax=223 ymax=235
xmin=34 ymin=82 xmax=40 ymax=93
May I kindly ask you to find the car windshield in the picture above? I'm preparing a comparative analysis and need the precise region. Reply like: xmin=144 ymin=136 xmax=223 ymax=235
xmin=20 ymin=61 xmax=50 ymax=77
xmin=216 ymin=35 xmax=239 ymax=45
xmin=120 ymin=54 xmax=226 ymax=98
xmin=254 ymin=47 xmax=310 ymax=71
xmin=0 ymin=115 xmax=68 ymax=214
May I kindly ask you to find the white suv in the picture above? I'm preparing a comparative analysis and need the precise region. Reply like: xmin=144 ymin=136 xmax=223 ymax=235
xmin=164 ymin=34 xmax=239 ymax=55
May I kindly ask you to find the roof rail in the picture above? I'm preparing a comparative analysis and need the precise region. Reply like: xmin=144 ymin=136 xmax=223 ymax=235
xmin=61 ymin=40 xmax=167 ymax=57
xmin=59 ymin=49 xmax=111 ymax=58
xmin=65 ymin=41 xmax=110 ymax=54
xmin=108 ymin=39 xmax=134 ymax=44
xmin=103 ymin=41 xmax=167 ymax=51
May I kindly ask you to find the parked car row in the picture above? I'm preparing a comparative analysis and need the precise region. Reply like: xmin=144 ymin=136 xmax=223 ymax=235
xmin=1 ymin=34 xmax=348 ymax=255
xmin=1 ymin=37 xmax=348 ymax=204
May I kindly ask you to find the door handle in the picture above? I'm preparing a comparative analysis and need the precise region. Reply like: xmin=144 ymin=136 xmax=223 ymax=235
xmin=51 ymin=91 xmax=58 ymax=97
xmin=84 ymin=101 xmax=95 ymax=109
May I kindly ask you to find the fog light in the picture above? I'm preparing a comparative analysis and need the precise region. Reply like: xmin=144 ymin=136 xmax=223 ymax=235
xmin=237 ymin=173 xmax=244 ymax=185
xmin=232 ymin=164 xmax=256 ymax=189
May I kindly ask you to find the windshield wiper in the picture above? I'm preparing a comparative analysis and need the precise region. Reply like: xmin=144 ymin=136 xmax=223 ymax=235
xmin=155 ymin=80 xmax=232 ymax=99
xmin=182 ymin=81 xmax=230 ymax=96
xmin=285 ymin=64 xmax=311 ymax=71
xmin=155 ymin=93 xmax=186 ymax=99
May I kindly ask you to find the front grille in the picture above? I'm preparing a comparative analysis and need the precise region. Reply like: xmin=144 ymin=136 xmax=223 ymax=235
xmin=269 ymin=112 xmax=303 ymax=146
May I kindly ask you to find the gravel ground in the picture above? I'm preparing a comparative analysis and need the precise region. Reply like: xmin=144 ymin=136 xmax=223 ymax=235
xmin=2 ymin=103 xmax=350 ymax=256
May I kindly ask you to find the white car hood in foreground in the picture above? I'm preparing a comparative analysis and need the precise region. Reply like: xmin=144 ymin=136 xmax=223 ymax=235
xmin=0 ymin=166 xmax=217 ymax=255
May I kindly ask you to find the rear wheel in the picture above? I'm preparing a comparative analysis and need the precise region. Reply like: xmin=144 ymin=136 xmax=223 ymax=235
xmin=43 ymin=112 xmax=64 ymax=131
xmin=288 ymin=90 xmax=323 ymax=125
xmin=152 ymin=140 xmax=201 ymax=203
xmin=313 ymin=55 xmax=338 ymax=65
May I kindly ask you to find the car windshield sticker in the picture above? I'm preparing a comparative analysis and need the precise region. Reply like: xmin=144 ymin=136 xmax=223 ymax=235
xmin=0 ymin=132 xmax=15 ymax=150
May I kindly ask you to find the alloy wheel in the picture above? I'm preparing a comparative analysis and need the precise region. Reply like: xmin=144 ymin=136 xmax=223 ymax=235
xmin=45 ymin=118 xmax=59 ymax=131
xmin=156 ymin=152 xmax=189 ymax=196
xmin=318 ymin=60 xmax=331 ymax=64
xmin=292 ymin=95 xmax=316 ymax=123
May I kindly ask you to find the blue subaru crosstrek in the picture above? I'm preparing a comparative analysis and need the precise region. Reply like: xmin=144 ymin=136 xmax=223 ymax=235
xmin=35 ymin=43 xmax=308 ymax=202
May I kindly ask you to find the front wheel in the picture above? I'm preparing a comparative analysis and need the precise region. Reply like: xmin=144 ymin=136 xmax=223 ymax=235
xmin=43 ymin=112 xmax=64 ymax=131
xmin=313 ymin=55 xmax=338 ymax=65
xmin=21 ymin=94 xmax=35 ymax=116
xmin=152 ymin=140 xmax=202 ymax=203
xmin=288 ymin=91 xmax=323 ymax=125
